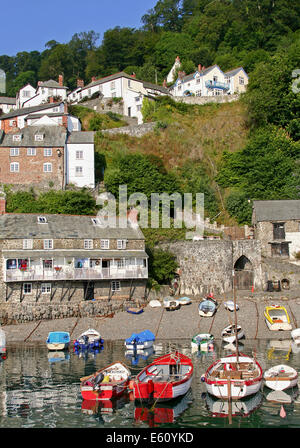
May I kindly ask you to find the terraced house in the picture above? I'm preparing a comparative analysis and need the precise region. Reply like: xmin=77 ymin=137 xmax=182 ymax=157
xmin=0 ymin=209 xmax=148 ymax=304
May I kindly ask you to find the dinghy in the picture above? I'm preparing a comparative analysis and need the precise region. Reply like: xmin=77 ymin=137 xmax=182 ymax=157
xmin=263 ymin=364 xmax=298 ymax=391
xmin=46 ymin=331 xmax=70 ymax=351
xmin=198 ymin=297 xmax=217 ymax=317
xmin=264 ymin=305 xmax=292 ymax=331
xmin=125 ymin=330 xmax=155 ymax=350
xmin=148 ymin=300 xmax=162 ymax=308
xmin=80 ymin=361 xmax=131 ymax=401
xmin=163 ymin=297 xmax=181 ymax=311
xmin=224 ymin=300 xmax=239 ymax=312
xmin=126 ymin=307 xmax=144 ymax=315
xmin=0 ymin=327 xmax=6 ymax=359
xmin=73 ymin=328 xmax=104 ymax=351
xmin=201 ymin=353 xmax=263 ymax=399
xmin=191 ymin=333 xmax=214 ymax=352
xmin=291 ymin=328 xmax=300 ymax=344
xmin=178 ymin=296 xmax=192 ymax=306
xmin=132 ymin=351 xmax=193 ymax=402
xmin=222 ymin=324 xmax=245 ymax=344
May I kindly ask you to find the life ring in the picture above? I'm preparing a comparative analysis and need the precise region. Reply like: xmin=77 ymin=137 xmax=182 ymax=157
xmin=95 ymin=260 xmax=100 ymax=266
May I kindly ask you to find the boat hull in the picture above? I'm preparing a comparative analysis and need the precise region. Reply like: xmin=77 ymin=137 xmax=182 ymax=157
xmin=81 ymin=381 xmax=129 ymax=401
xmin=47 ymin=342 xmax=69 ymax=351
xmin=125 ymin=340 xmax=154 ymax=351
xmin=264 ymin=365 xmax=298 ymax=391
xmin=133 ymin=376 xmax=193 ymax=403
xmin=205 ymin=378 xmax=262 ymax=399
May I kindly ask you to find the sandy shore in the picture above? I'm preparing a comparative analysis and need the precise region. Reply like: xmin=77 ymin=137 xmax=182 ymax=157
xmin=2 ymin=290 xmax=300 ymax=346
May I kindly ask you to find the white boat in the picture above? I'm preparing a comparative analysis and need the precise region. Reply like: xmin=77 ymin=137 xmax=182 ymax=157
xmin=222 ymin=324 xmax=245 ymax=344
xmin=224 ymin=300 xmax=239 ymax=312
xmin=163 ymin=297 xmax=181 ymax=311
xmin=266 ymin=390 xmax=295 ymax=403
xmin=198 ymin=298 xmax=217 ymax=317
xmin=74 ymin=328 xmax=104 ymax=350
xmin=46 ymin=331 xmax=70 ymax=351
xmin=191 ymin=333 xmax=214 ymax=352
xmin=205 ymin=391 xmax=263 ymax=418
xmin=125 ymin=330 xmax=155 ymax=350
xmin=148 ymin=300 xmax=162 ymax=308
xmin=178 ymin=296 xmax=192 ymax=306
xmin=202 ymin=353 xmax=263 ymax=399
xmin=0 ymin=327 xmax=6 ymax=358
xmin=291 ymin=328 xmax=300 ymax=344
xmin=264 ymin=305 xmax=292 ymax=331
xmin=264 ymin=364 xmax=298 ymax=391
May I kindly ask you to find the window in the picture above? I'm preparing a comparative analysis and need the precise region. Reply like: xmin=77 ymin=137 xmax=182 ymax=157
xmin=273 ymin=223 xmax=285 ymax=240
xmin=100 ymin=239 xmax=109 ymax=249
xmin=239 ymin=76 xmax=244 ymax=85
xmin=117 ymin=239 xmax=126 ymax=249
xmin=43 ymin=163 xmax=52 ymax=173
xmin=23 ymin=283 xmax=32 ymax=294
xmin=35 ymin=134 xmax=44 ymax=141
xmin=111 ymin=280 xmax=121 ymax=292
xmin=137 ymin=105 xmax=142 ymax=112
xmin=88 ymin=89 xmax=91 ymax=96
xmin=41 ymin=283 xmax=51 ymax=294
xmin=13 ymin=135 xmax=21 ymax=142
xmin=44 ymin=148 xmax=52 ymax=157
xmin=9 ymin=120 xmax=15 ymax=126
xmin=27 ymin=147 xmax=36 ymax=156
xmin=75 ymin=166 xmax=83 ymax=176
xmin=22 ymin=91 xmax=30 ymax=98
xmin=196 ymin=77 xmax=200 ymax=84
xmin=196 ymin=90 xmax=201 ymax=97
xmin=10 ymin=148 xmax=19 ymax=156
xmin=84 ymin=239 xmax=93 ymax=249
xmin=48 ymin=88 xmax=53 ymax=96
xmin=10 ymin=162 xmax=19 ymax=172
xmin=43 ymin=259 xmax=53 ymax=269
xmin=213 ymin=76 xmax=218 ymax=82
xmin=110 ymin=81 xmax=115 ymax=90
xmin=111 ymin=92 xmax=117 ymax=98
xmin=117 ymin=259 xmax=125 ymax=268
xmin=38 ymin=216 xmax=47 ymax=224
xmin=76 ymin=151 xmax=83 ymax=159
xmin=128 ymin=80 xmax=131 ymax=87
xmin=43 ymin=239 xmax=53 ymax=249
xmin=23 ymin=239 xmax=33 ymax=249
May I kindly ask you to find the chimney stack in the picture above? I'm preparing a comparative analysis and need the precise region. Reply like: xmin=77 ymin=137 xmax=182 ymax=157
xmin=176 ymin=56 xmax=180 ymax=63
xmin=131 ymin=72 xmax=136 ymax=78
xmin=91 ymin=76 xmax=96 ymax=82
xmin=49 ymin=96 xmax=54 ymax=103
xmin=77 ymin=79 xmax=84 ymax=88
xmin=58 ymin=74 xmax=63 ymax=86
xmin=163 ymin=79 xmax=167 ymax=88
xmin=198 ymin=64 xmax=202 ymax=72
xmin=0 ymin=196 xmax=6 ymax=215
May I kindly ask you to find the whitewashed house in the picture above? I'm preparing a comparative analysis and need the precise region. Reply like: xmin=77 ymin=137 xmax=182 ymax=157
xmin=0 ymin=96 xmax=16 ymax=114
xmin=66 ymin=131 xmax=95 ymax=188
xmin=170 ymin=64 xmax=230 ymax=97
xmin=16 ymin=76 xmax=68 ymax=109
xmin=167 ymin=56 xmax=181 ymax=84
xmin=67 ymin=72 xmax=169 ymax=124
xmin=224 ymin=67 xmax=249 ymax=94
xmin=16 ymin=84 xmax=36 ymax=108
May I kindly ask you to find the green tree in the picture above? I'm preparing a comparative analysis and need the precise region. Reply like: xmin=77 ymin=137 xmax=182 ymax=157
xmin=147 ymin=248 xmax=178 ymax=284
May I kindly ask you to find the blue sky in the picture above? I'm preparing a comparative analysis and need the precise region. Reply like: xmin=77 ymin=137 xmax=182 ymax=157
xmin=1 ymin=0 xmax=158 ymax=56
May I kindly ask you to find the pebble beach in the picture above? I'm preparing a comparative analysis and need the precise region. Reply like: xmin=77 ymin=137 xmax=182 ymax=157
xmin=2 ymin=289 xmax=300 ymax=346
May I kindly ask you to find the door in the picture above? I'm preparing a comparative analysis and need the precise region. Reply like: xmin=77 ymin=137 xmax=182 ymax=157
xmin=84 ymin=281 xmax=94 ymax=300
xmin=234 ymin=255 xmax=254 ymax=290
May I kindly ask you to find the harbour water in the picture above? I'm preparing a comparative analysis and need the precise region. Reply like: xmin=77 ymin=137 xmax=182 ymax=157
xmin=1 ymin=338 xmax=300 ymax=429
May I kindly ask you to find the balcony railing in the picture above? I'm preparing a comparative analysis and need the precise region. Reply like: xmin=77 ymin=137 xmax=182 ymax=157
xmin=5 ymin=267 xmax=148 ymax=283
xmin=205 ymin=81 xmax=230 ymax=90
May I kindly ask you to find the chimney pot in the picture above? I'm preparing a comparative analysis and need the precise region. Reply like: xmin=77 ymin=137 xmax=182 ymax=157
xmin=58 ymin=74 xmax=63 ymax=86
xmin=0 ymin=197 xmax=6 ymax=215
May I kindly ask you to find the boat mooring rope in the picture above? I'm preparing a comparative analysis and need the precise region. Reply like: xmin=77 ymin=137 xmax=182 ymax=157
xmin=23 ymin=320 xmax=42 ymax=342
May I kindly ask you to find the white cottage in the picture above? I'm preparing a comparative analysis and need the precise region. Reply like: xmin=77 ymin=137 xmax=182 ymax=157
xmin=224 ymin=67 xmax=248 ymax=94
xmin=0 ymin=96 xmax=16 ymax=114
xmin=65 ymin=131 xmax=95 ymax=188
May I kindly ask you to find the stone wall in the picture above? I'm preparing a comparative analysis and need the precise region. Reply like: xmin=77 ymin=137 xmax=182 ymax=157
xmin=173 ymin=94 xmax=240 ymax=106
xmin=102 ymin=122 xmax=155 ymax=137
xmin=158 ymin=239 xmax=262 ymax=295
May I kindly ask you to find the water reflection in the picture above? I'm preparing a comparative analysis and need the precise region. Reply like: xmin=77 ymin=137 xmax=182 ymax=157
xmin=0 ymin=339 xmax=299 ymax=428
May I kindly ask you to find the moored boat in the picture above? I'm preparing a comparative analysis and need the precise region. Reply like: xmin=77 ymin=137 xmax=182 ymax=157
xmin=126 ymin=307 xmax=144 ymax=315
xmin=201 ymin=353 xmax=263 ymax=399
xmin=80 ymin=361 xmax=131 ymax=401
xmin=264 ymin=305 xmax=292 ymax=331
xmin=178 ymin=296 xmax=192 ymax=306
xmin=263 ymin=364 xmax=298 ymax=391
xmin=125 ymin=330 xmax=155 ymax=350
xmin=163 ymin=297 xmax=181 ymax=311
xmin=205 ymin=390 xmax=263 ymax=418
xmin=132 ymin=351 xmax=193 ymax=403
xmin=46 ymin=331 xmax=70 ymax=351
xmin=73 ymin=328 xmax=104 ymax=351
xmin=191 ymin=333 xmax=214 ymax=352
xmin=222 ymin=324 xmax=245 ymax=344
xmin=291 ymin=328 xmax=300 ymax=344
xmin=224 ymin=300 xmax=239 ymax=312
xmin=198 ymin=297 xmax=217 ymax=317
xmin=0 ymin=327 xmax=6 ymax=360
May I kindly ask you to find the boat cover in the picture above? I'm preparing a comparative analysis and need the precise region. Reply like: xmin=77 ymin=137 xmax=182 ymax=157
xmin=47 ymin=332 xmax=70 ymax=343
xmin=125 ymin=330 xmax=155 ymax=344
xmin=199 ymin=300 xmax=216 ymax=310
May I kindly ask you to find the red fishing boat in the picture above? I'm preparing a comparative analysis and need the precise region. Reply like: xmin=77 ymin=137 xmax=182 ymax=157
xmin=80 ymin=361 xmax=131 ymax=401
xmin=132 ymin=352 xmax=193 ymax=402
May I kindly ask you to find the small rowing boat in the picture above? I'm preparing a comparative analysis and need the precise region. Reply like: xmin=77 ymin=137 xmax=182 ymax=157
xmin=263 ymin=364 xmax=298 ymax=391
xmin=198 ymin=297 xmax=218 ymax=317
xmin=125 ymin=330 xmax=155 ymax=350
xmin=222 ymin=324 xmax=245 ymax=344
xmin=191 ymin=333 xmax=214 ymax=352
xmin=46 ymin=331 xmax=70 ymax=351
xmin=80 ymin=361 xmax=131 ymax=401
xmin=74 ymin=328 xmax=104 ymax=351
xmin=264 ymin=305 xmax=292 ymax=331
xmin=163 ymin=297 xmax=181 ymax=311
xmin=132 ymin=351 xmax=193 ymax=402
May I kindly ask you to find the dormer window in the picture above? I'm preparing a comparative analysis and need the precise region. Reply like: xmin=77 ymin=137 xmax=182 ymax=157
xmin=35 ymin=134 xmax=44 ymax=141
xmin=13 ymin=134 xmax=22 ymax=142
xmin=38 ymin=216 xmax=47 ymax=224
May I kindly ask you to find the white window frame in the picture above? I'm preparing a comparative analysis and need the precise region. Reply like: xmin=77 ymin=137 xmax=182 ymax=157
xmin=110 ymin=81 xmax=115 ymax=90
xmin=41 ymin=283 xmax=51 ymax=294
xmin=23 ymin=283 xmax=32 ymax=294
xmin=23 ymin=239 xmax=33 ymax=249
xmin=12 ymin=135 xmax=21 ymax=142
xmin=239 ymin=76 xmax=244 ymax=85
xmin=27 ymin=147 xmax=36 ymax=156
xmin=75 ymin=166 xmax=83 ymax=176
xmin=84 ymin=239 xmax=93 ymax=249
xmin=10 ymin=147 xmax=19 ymax=156
xmin=100 ymin=239 xmax=109 ymax=249
xmin=35 ymin=134 xmax=44 ymax=141
xmin=43 ymin=239 xmax=53 ymax=250
xmin=111 ymin=280 xmax=121 ymax=292
xmin=117 ymin=239 xmax=127 ymax=249
xmin=76 ymin=150 xmax=83 ymax=159
xmin=10 ymin=162 xmax=19 ymax=172
xmin=44 ymin=148 xmax=52 ymax=157
xmin=117 ymin=259 xmax=125 ymax=268
xmin=43 ymin=163 xmax=52 ymax=173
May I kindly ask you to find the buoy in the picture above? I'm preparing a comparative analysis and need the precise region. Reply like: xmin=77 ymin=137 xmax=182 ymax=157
xmin=280 ymin=405 xmax=286 ymax=418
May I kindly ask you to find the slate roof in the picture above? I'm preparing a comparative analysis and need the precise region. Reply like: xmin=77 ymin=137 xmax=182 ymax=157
xmin=0 ymin=125 xmax=67 ymax=147
xmin=0 ymin=97 xmax=16 ymax=105
xmin=225 ymin=67 xmax=248 ymax=78
xmin=0 ymin=214 xmax=145 ymax=240
xmin=252 ymin=200 xmax=300 ymax=222
xmin=38 ymin=80 xmax=68 ymax=89
xmin=0 ymin=102 xmax=62 ymax=120
xmin=67 ymin=131 xmax=95 ymax=144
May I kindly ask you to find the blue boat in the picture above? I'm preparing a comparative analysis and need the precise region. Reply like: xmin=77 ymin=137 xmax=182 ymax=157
xmin=126 ymin=307 xmax=144 ymax=315
xmin=46 ymin=331 xmax=70 ymax=351
xmin=125 ymin=330 xmax=155 ymax=350
xmin=73 ymin=328 xmax=104 ymax=351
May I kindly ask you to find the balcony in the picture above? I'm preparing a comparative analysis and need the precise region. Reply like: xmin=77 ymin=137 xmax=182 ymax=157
xmin=5 ymin=266 xmax=148 ymax=283
xmin=205 ymin=80 xmax=230 ymax=90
